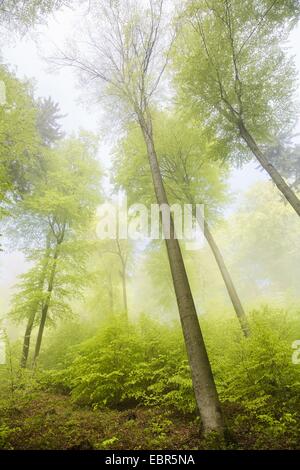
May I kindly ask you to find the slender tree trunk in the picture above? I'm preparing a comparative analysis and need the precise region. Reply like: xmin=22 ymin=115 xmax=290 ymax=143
xmin=121 ymin=266 xmax=128 ymax=318
xmin=108 ymin=273 xmax=114 ymax=314
xmin=202 ymin=217 xmax=250 ymax=337
xmin=20 ymin=311 xmax=36 ymax=369
xmin=139 ymin=113 xmax=224 ymax=435
xmin=185 ymin=197 xmax=249 ymax=336
xmin=238 ymin=120 xmax=300 ymax=217
xmin=32 ymin=242 xmax=60 ymax=366
xmin=20 ymin=235 xmax=51 ymax=368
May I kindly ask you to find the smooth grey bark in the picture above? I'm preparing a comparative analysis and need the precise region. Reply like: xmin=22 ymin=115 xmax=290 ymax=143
xmin=139 ymin=111 xmax=224 ymax=435
xmin=174 ymin=182 xmax=249 ymax=337
xmin=202 ymin=217 xmax=250 ymax=337
xmin=55 ymin=0 xmax=223 ymax=434
xmin=238 ymin=120 xmax=300 ymax=217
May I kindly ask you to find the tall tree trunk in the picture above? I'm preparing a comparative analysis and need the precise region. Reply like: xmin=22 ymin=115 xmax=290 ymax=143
xmin=20 ymin=235 xmax=51 ymax=368
xmin=184 ymin=196 xmax=249 ymax=337
xmin=120 ymin=266 xmax=128 ymax=318
xmin=108 ymin=273 xmax=114 ymax=314
xmin=202 ymin=217 xmax=250 ymax=337
xmin=32 ymin=241 xmax=60 ymax=366
xmin=238 ymin=120 xmax=300 ymax=217
xmin=20 ymin=311 xmax=36 ymax=369
xmin=139 ymin=113 xmax=224 ymax=435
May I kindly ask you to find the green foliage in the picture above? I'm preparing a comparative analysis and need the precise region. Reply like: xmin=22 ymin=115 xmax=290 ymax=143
xmin=0 ymin=0 xmax=71 ymax=34
xmin=143 ymin=414 xmax=173 ymax=448
xmin=98 ymin=436 xmax=119 ymax=449
xmin=19 ymin=133 xmax=102 ymax=229
xmin=42 ymin=315 xmax=195 ymax=413
xmin=114 ymin=111 xmax=230 ymax=221
xmin=205 ymin=307 xmax=300 ymax=404
xmin=4 ymin=130 xmax=103 ymax=365
xmin=0 ymin=424 xmax=18 ymax=449
xmin=0 ymin=65 xmax=40 ymax=207
xmin=40 ymin=307 xmax=300 ymax=442
xmin=2 ymin=0 xmax=300 ymax=452
xmin=173 ymin=0 xmax=299 ymax=157
xmin=38 ymin=320 xmax=94 ymax=370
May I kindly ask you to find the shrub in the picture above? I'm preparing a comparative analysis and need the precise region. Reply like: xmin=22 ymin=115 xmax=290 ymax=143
xmin=40 ymin=306 xmax=300 ymax=442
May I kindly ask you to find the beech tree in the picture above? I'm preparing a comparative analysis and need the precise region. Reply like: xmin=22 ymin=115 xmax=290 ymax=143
xmin=13 ymin=235 xmax=51 ymax=368
xmin=9 ymin=134 xmax=102 ymax=366
xmin=114 ymin=111 xmax=250 ymax=336
xmin=174 ymin=0 xmax=300 ymax=217
xmin=87 ymin=236 xmax=133 ymax=321
xmin=101 ymin=238 xmax=130 ymax=319
xmin=0 ymin=66 xmax=40 ymax=209
xmin=265 ymin=132 xmax=300 ymax=192
xmin=0 ymin=0 xmax=71 ymax=34
xmin=56 ymin=0 xmax=224 ymax=434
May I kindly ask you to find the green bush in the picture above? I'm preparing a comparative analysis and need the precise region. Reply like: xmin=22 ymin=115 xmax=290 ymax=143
xmin=40 ymin=307 xmax=300 ymax=443
xmin=0 ymin=422 xmax=21 ymax=450
xmin=42 ymin=315 xmax=196 ymax=413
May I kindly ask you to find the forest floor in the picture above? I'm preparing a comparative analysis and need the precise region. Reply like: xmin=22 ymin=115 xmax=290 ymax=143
xmin=0 ymin=391 xmax=202 ymax=450
xmin=1 ymin=389 xmax=298 ymax=450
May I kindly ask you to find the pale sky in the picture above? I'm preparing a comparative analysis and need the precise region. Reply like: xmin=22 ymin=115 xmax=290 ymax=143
xmin=3 ymin=6 xmax=300 ymax=188
xmin=1 ymin=5 xmax=300 ymax=313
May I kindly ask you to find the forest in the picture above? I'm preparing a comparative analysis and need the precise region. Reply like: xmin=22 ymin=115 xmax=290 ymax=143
xmin=0 ymin=0 xmax=300 ymax=452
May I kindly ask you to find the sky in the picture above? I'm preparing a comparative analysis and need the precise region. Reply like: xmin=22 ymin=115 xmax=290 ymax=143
xmin=3 ymin=5 xmax=300 ymax=187
xmin=1 ymin=4 xmax=300 ymax=313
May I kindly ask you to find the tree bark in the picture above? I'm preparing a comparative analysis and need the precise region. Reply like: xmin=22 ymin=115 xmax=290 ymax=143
xmin=202 ymin=217 xmax=250 ymax=337
xmin=183 ymin=194 xmax=249 ymax=337
xmin=20 ymin=235 xmax=51 ymax=368
xmin=239 ymin=120 xmax=300 ymax=217
xmin=32 ymin=241 xmax=60 ymax=366
xmin=20 ymin=311 xmax=36 ymax=368
xmin=139 ymin=112 xmax=224 ymax=435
